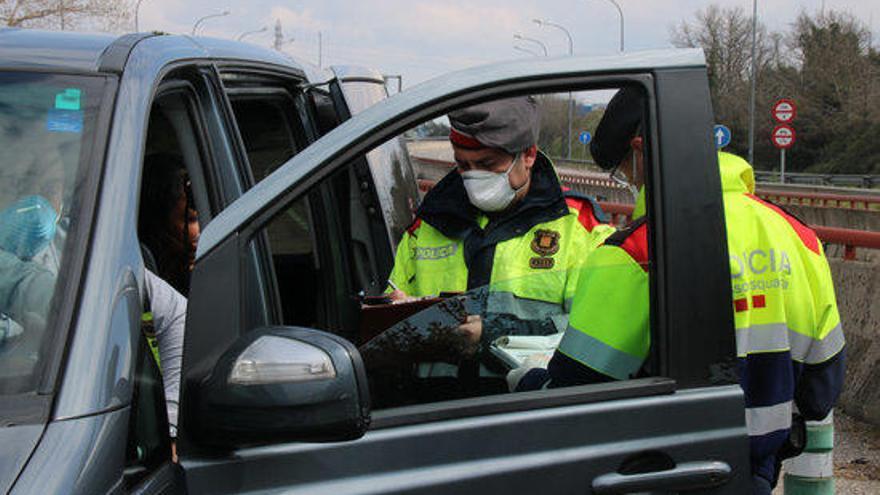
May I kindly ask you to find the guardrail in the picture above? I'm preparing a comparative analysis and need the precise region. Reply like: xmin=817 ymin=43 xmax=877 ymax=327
xmin=598 ymin=201 xmax=880 ymax=260
xmin=754 ymin=171 xmax=880 ymax=189
xmin=757 ymin=189 xmax=880 ymax=212
xmin=411 ymin=156 xmax=880 ymax=213
xmin=414 ymin=170 xmax=879 ymax=258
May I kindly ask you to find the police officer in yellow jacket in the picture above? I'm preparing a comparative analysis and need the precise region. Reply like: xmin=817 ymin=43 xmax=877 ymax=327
xmin=388 ymin=96 xmax=614 ymax=354
xmin=513 ymin=87 xmax=846 ymax=494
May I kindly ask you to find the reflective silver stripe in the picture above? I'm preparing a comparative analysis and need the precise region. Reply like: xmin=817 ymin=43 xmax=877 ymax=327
xmin=736 ymin=323 xmax=845 ymax=364
xmin=791 ymin=323 xmax=845 ymax=365
xmin=736 ymin=323 xmax=790 ymax=356
xmin=746 ymin=401 xmax=792 ymax=437
xmin=557 ymin=325 xmax=643 ymax=380
xmin=550 ymin=314 xmax=569 ymax=333
xmin=486 ymin=291 xmax=562 ymax=318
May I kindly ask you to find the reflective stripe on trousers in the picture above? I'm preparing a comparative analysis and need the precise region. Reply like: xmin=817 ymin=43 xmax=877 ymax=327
xmin=746 ymin=400 xmax=793 ymax=437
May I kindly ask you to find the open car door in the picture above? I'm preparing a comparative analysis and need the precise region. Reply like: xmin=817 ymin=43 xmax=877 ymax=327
xmin=178 ymin=49 xmax=751 ymax=494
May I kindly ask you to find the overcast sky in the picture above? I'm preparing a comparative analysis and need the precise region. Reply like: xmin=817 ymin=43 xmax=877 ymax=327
xmin=138 ymin=0 xmax=879 ymax=88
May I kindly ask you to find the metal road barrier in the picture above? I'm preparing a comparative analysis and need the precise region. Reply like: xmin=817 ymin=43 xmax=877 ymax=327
xmin=596 ymin=202 xmax=880 ymax=260
xmin=411 ymin=155 xmax=880 ymax=213
xmin=757 ymin=189 xmax=880 ymax=212
xmin=755 ymin=171 xmax=880 ymax=189
xmin=810 ymin=226 xmax=880 ymax=260
xmin=415 ymin=172 xmax=880 ymax=259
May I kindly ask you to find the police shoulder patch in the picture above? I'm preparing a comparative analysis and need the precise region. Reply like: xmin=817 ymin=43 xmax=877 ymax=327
xmin=531 ymin=229 xmax=560 ymax=256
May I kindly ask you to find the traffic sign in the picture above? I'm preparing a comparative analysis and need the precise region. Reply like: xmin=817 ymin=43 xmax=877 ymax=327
xmin=578 ymin=131 xmax=592 ymax=144
xmin=772 ymin=99 xmax=797 ymax=124
xmin=772 ymin=124 xmax=796 ymax=149
xmin=713 ymin=124 xmax=731 ymax=148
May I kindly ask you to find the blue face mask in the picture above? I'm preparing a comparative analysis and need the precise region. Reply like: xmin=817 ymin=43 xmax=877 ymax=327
xmin=0 ymin=195 xmax=59 ymax=260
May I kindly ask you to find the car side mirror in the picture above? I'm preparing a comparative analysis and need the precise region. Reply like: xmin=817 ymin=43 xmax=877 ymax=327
xmin=185 ymin=326 xmax=370 ymax=448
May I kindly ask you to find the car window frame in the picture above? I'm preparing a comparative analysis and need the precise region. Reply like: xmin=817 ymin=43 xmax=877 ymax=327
xmin=184 ymin=59 xmax=734 ymax=433
xmin=188 ymin=74 xmax=680 ymax=422
xmin=21 ymin=72 xmax=119 ymax=407
xmin=213 ymin=65 xmax=332 ymax=333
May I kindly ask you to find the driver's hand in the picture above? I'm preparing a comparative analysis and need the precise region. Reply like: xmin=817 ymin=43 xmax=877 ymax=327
xmin=457 ymin=315 xmax=482 ymax=354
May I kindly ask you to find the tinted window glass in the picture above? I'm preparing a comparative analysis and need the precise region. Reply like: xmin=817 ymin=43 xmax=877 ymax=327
xmin=229 ymin=94 xmax=303 ymax=183
xmin=0 ymin=71 xmax=108 ymax=395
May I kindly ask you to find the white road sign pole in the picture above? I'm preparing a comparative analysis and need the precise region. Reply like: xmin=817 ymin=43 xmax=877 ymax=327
xmin=781 ymin=148 xmax=786 ymax=184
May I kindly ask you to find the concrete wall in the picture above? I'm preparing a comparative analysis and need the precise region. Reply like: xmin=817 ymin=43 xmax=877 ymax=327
xmin=784 ymin=205 xmax=880 ymax=232
xmin=831 ymin=259 xmax=880 ymax=426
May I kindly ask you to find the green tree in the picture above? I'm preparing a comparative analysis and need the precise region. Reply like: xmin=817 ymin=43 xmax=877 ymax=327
xmin=670 ymin=5 xmax=778 ymax=163
xmin=670 ymin=6 xmax=880 ymax=176
xmin=782 ymin=11 xmax=879 ymax=173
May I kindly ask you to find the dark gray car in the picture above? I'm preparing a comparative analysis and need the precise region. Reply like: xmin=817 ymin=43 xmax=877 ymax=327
xmin=0 ymin=29 xmax=418 ymax=494
xmin=1 ymin=29 xmax=751 ymax=494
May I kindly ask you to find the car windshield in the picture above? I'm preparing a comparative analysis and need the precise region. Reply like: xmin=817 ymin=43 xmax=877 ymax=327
xmin=0 ymin=71 xmax=109 ymax=395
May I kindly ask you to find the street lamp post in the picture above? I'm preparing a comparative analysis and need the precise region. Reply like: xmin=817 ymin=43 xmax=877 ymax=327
xmin=191 ymin=10 xmax=230 ymax=36
xmin=135 ymin=0 xmax=146 ymax=31
xmin=318 ymin=31 xmax=323 ymax=68
xmin=513 ymin=34 xmax=548 ymax=56
xmin=535 ymin=19 xmax=574 ymax=159
xmin=601 ymin=0 xmax=625 ymax=52
xmin=237 ymin=26 xmax=267 ymax=41
xmin=747 ymin=0 xmax=758 ymax=166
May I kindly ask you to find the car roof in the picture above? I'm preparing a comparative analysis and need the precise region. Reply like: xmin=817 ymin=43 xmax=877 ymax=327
xmin=0 ymin=28 xmax=314 ymax=77
xmin=0 ymin=28 xmax=118 ymax=72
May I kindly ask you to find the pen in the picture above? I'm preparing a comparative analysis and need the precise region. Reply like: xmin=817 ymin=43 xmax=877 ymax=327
xmin=387 ymin=279 xmax=400 ymax=292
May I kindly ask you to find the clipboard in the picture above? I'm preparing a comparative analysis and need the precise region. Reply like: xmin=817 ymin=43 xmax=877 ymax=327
xmin=358 ymin=294 xmax=472 ymax=371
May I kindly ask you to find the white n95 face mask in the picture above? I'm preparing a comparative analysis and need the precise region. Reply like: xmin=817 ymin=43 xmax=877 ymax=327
xmin=461 ymin=153 xmax=524 ymax=212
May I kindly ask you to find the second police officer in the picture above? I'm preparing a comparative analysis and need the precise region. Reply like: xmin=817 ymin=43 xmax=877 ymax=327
xmin=512 ymin=87 xmax=846 ymax=495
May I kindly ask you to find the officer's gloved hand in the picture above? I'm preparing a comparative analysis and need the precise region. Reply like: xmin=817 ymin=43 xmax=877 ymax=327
xmin=506 ymin=355 xmax=548 ymax=392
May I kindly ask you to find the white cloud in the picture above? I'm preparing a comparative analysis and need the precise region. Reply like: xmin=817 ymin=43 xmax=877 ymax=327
xmin=123 ymin=0 xmax=880 ymax=86
xmin=268 ymin=6 xmax=327 ymax=33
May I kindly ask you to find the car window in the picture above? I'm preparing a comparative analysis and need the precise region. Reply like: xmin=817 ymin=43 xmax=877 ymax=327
xmin=0 ymin=71 xmax=109 ymax=396
xmin=243 ymin=87 xmax=658 ymax=410
xmin=228 ymin=93 xmax=307 ymax=183
xmin=336 ymin=79 xmax=421 ymax=252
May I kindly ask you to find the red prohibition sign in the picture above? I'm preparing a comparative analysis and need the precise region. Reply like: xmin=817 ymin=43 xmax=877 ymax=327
xmin=772 ymin=99 xmax=797 ymax=124
xmin=772 ymin=124 xmax=796 ymax=149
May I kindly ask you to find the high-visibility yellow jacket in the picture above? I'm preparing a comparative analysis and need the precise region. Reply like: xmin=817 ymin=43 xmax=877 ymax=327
xmin=389 ymin=153 xmax=615 ymax=341
xmin=520 ymin=152 xmax=845 ymax=485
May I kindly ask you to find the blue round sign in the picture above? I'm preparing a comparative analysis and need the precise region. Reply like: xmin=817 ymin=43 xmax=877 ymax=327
xmin=578 ymin=131 xmax=592 ymax=145
xmin=713 ymin=124 xmax=731 ymax=149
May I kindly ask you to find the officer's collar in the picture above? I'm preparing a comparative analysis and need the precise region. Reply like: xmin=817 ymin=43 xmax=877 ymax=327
xmin=418 ymin=152 xmax=566 ymax=239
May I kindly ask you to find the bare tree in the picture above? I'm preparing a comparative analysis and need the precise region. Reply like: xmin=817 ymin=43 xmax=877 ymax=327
xmin=781 ymin=10 xmax=880 ymax=172
xmin=1 ymin=0 xmax=132 ymax=32
xmin=670 ymin=5 xmax=879 ymax=173
xmin=669 ymin=5 xmax=777 ymax=160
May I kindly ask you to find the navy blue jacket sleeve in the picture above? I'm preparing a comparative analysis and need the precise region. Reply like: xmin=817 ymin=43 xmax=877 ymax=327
xmin=794 ymin=347 xmax=846 ymax=421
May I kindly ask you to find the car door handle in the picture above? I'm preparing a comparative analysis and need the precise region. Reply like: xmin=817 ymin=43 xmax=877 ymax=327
xmin=591 ymin=460 xmax=732 ymax=494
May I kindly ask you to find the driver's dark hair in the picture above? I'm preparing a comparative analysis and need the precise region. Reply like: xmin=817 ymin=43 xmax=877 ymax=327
xmin=138 ymin=153 xmax=192 ymax=294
